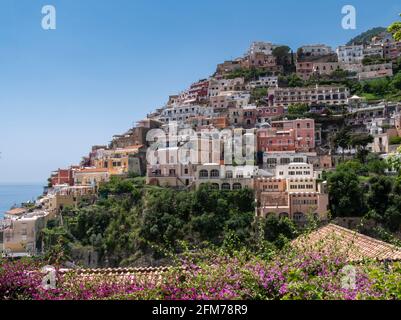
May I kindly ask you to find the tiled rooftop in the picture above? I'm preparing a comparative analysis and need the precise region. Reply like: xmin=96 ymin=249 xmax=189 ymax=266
xmin=57 ymin=266 xmax=176 ymax=283
xmin=292 ymin=223 xmax=401 ymax=262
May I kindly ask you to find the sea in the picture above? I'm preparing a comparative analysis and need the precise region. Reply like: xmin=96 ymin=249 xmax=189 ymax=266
xmin=0 ymin=184 xmax=45 ymax=219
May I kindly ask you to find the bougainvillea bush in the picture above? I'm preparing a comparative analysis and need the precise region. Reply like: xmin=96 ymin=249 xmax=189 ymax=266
xmin=1 ymin=247 xmax=401 ymax=300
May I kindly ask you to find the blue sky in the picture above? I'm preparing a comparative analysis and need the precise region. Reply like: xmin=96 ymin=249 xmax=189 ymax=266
xmin=0 ymin=0 xmax=400 ymax=184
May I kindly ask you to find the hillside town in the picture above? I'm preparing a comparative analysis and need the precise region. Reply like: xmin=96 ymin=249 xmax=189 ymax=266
xmin=2 ymin=29 xmax=401 ymax=259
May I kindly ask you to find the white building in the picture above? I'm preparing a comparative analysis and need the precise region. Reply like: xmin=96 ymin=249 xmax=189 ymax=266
xmin=210 ymin=91 xmax=251 ymax=110
xmin=363 ymin=45 xmax=384 ymax=58
xmin=358 ymin=63 xmax=393 ymax=81
xmin=299 ymin=44 xmax=333 ymax=57
xmin=263 ymin=152 xmax=308 ymax=169
xmin=208 ymin=77 xmax=246 ymax=97
xmin=246 ymin=76 xmax=278 ymax=90
xmin=248 ymin=41 xmax=280 ymax=56
xmin=275 ymin=162 xmax=321 ymax=179
xmin=159 ymin=105 xmax=214 ymax=123
xmin=268 ymin=85 xmax=350 ymax=107
xmin=195 ymin=164 xmax=258 ymax=190
xmin=337 ymin=45 xmax=364 ymax=64
xmin=1 ymin=210 xmax=50 ymax=257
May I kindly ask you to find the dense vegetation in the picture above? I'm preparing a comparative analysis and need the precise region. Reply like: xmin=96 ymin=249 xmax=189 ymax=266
xmin=41 ymin=146 xmax=401 ymax=267
xmin=41 ymin=178 xmax=300 ymax=267
xmin=346 ymin=27 xmax=386 ymax=46
xmin=326 ymin=149 xmax=401 ymax=241
xmin=3 ymin=242 xmax=401 ymax=300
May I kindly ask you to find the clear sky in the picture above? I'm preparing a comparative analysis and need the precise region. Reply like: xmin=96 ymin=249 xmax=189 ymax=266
xmin=0 ymin=0 xmax=400 ymax=184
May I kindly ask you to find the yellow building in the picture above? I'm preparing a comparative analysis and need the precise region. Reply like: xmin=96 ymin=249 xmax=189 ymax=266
xmin=2 ymin=211 xmax=49 ymax=257
xmin=93 ymin=145 xmax=144 ymax=175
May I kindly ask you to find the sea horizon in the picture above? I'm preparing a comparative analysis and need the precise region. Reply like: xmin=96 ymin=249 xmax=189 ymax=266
xmin=0 ymin=183 xmax=45 ymax=218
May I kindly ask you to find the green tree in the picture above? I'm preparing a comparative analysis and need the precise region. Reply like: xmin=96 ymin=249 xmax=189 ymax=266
xmin=388 ymin=14 xmax=401 ymax=41
xmin=327 ymin=169 xmax=366 ymax=217
xmin=272 ymin=46 xmax=295 ymax=74
xmin=262 ymin=215 xmax=298 ymax=248
xmin=367 ymin=176 xmax=393 ymax=215
xmin=390 ymin=72 xmax=401 ymax=91
xmin=333 ymin=127 xmax=352 ymax=160
xmin=287 ymin=74 xmax=304 ymax=87
xmin=350 ymin=133 xmax=374 ymax=164
xmin=288 ymin=103 xmax=309 ymax=116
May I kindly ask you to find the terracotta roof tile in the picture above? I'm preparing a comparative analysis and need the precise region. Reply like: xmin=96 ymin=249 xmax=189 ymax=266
xmin=5 ymin=208 xmax=28 ymax=216
xmin=292 ymin=223 xmax=401 ymax=262
xmin=76 ymin=168 xmax=109 ymax=173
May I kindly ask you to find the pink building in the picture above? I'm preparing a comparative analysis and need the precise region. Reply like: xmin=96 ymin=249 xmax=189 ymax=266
xmin=242 ymin=106 xmax=257 ymax=128
xmin=257 ymin=119 xmax=315 ymax=153
xmin=257 ymin=106 xmax=284 ymax=123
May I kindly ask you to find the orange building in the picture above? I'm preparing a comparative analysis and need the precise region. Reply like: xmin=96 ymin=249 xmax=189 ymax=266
xmin=93 ymin=145 xmax=144 ymax=175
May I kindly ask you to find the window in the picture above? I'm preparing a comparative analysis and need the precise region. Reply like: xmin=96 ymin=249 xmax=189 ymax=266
xmin=236 ymin=171 xmax=244 ymax=178
xmin=221 ymin=183 xmax=231 ymax=190
xmin=233 ymin=183 xmax=242 ymax=190
xmin=210 ymin=169 xmax=220 ymax=178
xmin=199 ymin=170 xmax=208 ymax=178
xmin=293 ymin=212 xmax=304 ymax=222
xmin=266 ymin=158 xmax=277 ymax=165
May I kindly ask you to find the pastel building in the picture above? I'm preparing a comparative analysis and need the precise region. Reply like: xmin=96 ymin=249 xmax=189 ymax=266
xmin=208 ymin=78 xmax=246 ymax=97
xmin=256 ymin=106 xmax=285 ymax=125
xmin=1 ymin=210 xmax=50 ymax=257
xmin=40 ymin=185 xmax=97 ymax=216
xmin=210 ymin=92 xmax=250 ymax=110
xmin=246 ymin=76 xmax=278 ymax=90
xmin=216 ymin=59 xmax=242 ymax=76
xmin=241 ymin=52 xmax=280 ymax=72
xmin=257 ymin=119 xmax=315 ymax=153
xmin=158 ymin=105 xmax=214 ymax=124
xmin=93 ymin=145 xmax=146 ymax=175
xmin=336 ymin=45 xmax=364 ymax=64
xmin=50 ymin=168 xmax=74 ymax=186
xmin=74 ymin=168 xmax=110 ymax=186
xmin=363 ymin=45 xmax=384 ymax=58
xmin=299 ymin=44 xmax=333 ymax=57
xmin=357 ymin=63 xmax=393 ymax=81
xmin=255 ymin=163 xmax=329 ymax=223
xmin=195 ymin=164 xmax=257 ymax=190
xmin=268 ymin=85 xmax=349 ymax=107
xmin=147 ymin=161 xmax=197 ymax=188
xmin=146 ymin=135 xmax=222 ymax=188
xmin=248 ymin=41 xmax=279 ymax=55
xmin=296 ymin=61 xmax=340 ymax=80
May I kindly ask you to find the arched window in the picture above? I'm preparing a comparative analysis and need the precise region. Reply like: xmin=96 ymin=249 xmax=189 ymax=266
xmin=225 ymin=171 xmax=233 ymax=179
xmin=210 ymin=169 xmax=220 ymax=178
xmin=232 ymin=183 xmax=242 ymax=190
xmin=211 ymin=183 xmax=220 ymax=189
xmin=221 ymin=183 xmax=231 ymax=190
xmin=293 ymin=212 xmax=304 ymax=222
xmin=199 ymin=170 xmax=208 ymax=178
xmin=279 ymin=212 xmax=289 ymax=219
